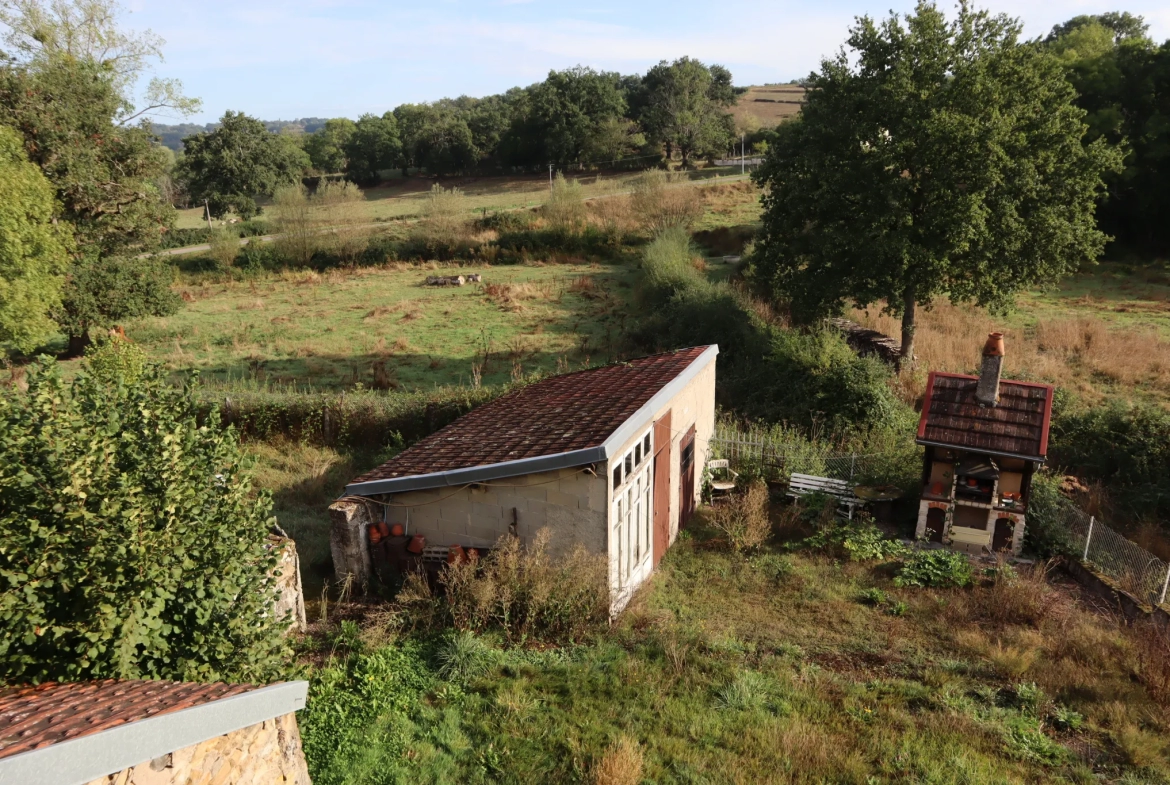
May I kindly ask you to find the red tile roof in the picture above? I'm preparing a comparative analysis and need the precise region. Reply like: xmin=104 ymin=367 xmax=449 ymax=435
xmin=0 ymin=680 xmax=259 ymax=759
xmin=349 ymin=346 xmax=713 ymax=486
xmin=917 ymin=372 xmax=1054 ymax=460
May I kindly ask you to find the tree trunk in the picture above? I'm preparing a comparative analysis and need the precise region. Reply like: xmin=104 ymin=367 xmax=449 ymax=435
xmin=65 ymin=330 xmax=90 ymax=359
xmin=898 ymin=291 xmax=916 ymax=373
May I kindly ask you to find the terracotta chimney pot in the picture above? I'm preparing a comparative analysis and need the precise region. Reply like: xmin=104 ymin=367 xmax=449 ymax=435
xmin=984 ymin=332 xmax=1005 ymax=357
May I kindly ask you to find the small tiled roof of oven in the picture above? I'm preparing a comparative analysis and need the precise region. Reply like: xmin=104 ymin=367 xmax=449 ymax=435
xmin=916 ymin=372 xmax=1054 ymax=461
xmin=0 ymin=679 xmax=257 ymax=760
xmin=347 ymin=346 xmax=715 ymax=492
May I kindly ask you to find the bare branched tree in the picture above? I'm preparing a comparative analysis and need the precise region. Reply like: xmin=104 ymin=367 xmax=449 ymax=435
xmin=0 ymin=0 xmax=201 ymax=122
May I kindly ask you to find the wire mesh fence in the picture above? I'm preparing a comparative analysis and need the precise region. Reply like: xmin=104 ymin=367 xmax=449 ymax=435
xmin=711 ymin=423 xmax=1170 ymax=610
xmin=1060 ymin=507 xmax=1170 ymax=610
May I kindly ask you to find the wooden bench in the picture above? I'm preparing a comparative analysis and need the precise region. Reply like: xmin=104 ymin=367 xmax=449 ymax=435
xmin=787 ymin=473 xmax=862 ymax=519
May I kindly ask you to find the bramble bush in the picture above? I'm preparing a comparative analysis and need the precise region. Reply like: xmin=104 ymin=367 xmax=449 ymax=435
xmin=797 ymin=513 xmax=907 ymax=562
xmin=0 ymin=346 xmax=291 ymax=683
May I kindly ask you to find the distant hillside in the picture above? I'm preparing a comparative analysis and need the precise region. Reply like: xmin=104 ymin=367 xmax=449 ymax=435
xmin=147 ymin=118 xmax=330 ymax=151
xmin=733 ymin=83 xmax=805 ymax=129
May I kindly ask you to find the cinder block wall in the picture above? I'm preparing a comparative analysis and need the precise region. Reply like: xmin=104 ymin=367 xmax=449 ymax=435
xmin=83 ymin=712 xmax=311 ymax=785
xmin=385 ymin=466 xmax=608 ymax=556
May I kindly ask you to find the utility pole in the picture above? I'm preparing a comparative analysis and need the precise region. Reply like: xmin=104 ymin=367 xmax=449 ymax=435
xmin=204 ymin=200 xmax=214 ymax=234
xmin=741 ymin=134 xmax=745 ymax=175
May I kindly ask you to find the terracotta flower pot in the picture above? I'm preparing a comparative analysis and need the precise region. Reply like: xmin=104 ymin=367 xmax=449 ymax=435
xmin=390 ymin=524 xmax=404 ymax=537
xmin=377 ymin=521 xmax=390 ymax=538
xmin=368 ymin=527 xmax=383 ymax=544
xmin=407 ymin=534 xmax=426 ymax=554
xmin=447 ymin=544 xmax=465 ymax=564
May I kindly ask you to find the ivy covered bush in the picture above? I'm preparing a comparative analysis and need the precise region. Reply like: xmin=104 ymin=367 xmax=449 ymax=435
xmin=0 ymin=342 xmax=291 ymax=683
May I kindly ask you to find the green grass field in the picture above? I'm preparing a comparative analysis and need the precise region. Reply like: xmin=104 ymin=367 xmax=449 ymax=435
xmin=129 ymin=262 xmax=639 ymax=392
xmin=173 ymin=168 xmax=754 ymax=232
xmin=299 ymin=516 xmax=1170 ymax=784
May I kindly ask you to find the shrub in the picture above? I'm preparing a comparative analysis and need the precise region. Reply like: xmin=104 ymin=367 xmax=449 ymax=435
xmin=709 ymin=481 xmax=771 ymax=553
xmin=208 ymin=228 xmax=240 ymax=268
xmin=858 ymin=588 xmax=888 ymax=606
xmin=398 ymin=529 xmax=609 ymax=645
xmin=0 ymin=358 xmax=290 ymax=682
xmin=894 ymin=548 xmax=973 ymax=588
xmin=299 ymin=642 xmax=431 ymax=785
xmin=271 ymin=183 xmax=317 ymax=266
xmin=414 ymin=184 xmax=469 ymax=254
xmin=543 ymin=173 xmax=587 ymax=234
xmin=630 ymin=169 xmax=702 ymax=233
xmin=798 ymin=515 xmax=907 ymax=562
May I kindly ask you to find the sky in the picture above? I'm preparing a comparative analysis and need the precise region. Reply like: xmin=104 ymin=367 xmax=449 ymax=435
xmin=122 ymin=0 xmax=1170 ymax=124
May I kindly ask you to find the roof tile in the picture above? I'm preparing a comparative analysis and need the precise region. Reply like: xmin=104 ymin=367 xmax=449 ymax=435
xmin=0 ymin=680 xmax=260 ymax=759
xmin=917 ymin=373 xmax=1054 ymax=460
xmin=349 ymin=346 xmax=711 ymax=486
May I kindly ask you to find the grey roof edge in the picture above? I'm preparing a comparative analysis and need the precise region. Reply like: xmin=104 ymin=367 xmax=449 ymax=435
xmin=342 ymin=345 xmax=719 ymax=498
xmin=343 ymin=446 xmax=607 ymax=496
xmin=915 ymin=438 xmax=1046 ymax=464
xmin=0 ymin=681 xmax=308 ymax=785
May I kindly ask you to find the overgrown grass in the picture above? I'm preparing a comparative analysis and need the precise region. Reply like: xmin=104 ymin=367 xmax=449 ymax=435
xmin=298 ymin=513 xmax=1170 ymax=784
xmin=95 ymin=262 xmax=638 ymax=391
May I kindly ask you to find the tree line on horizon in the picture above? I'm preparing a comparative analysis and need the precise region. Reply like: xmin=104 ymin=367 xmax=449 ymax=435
xmin=169 ymin=59 xmax=744 ymax=218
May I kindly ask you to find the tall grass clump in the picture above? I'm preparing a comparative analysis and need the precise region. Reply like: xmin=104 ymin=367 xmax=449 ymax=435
xmin=710 ymin=481 xmax=771 ymax=553
xmin=544 ymin=173 xmax=587 ymax=234
xmin=414 ymin=184 xmax=469 ymax=254
xmin=208 ymin=228 xmax=239 ymax=268
xmin=631 ymin=169 xmax=703 ymax=233
xmin=398 ymin=529 xmax=609 ymax=645
xmin=317 ymin=180 xmax=369 ymax=265
xmin=271 ymin=183 xmax=317 ymax=266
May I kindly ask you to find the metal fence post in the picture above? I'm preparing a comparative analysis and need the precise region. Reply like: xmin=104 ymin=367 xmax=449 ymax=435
xmin=850 ymin=455 xmax=857 ymax=482
xmin=1082 ymin=516 xmax=1094 ymax=562
xmin=1160 ymin=563 xmax=1170 ymax=607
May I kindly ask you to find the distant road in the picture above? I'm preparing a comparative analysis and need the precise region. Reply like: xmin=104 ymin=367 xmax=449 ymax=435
xmin=151 ymin=173 xmax=754 ymax=258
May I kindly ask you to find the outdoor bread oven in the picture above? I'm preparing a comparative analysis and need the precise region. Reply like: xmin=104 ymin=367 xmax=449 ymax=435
xmin=913 ymin=334 xmax=1054 ymax=557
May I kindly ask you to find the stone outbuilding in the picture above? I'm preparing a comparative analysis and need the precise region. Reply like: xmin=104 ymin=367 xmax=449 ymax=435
xmin=914 ymin=333 xmax=1054 ymax=556
xmin=331 ymin=345 xmax=718 ymax=612
xmin=0 ymin=678 xmax=311 ymax=785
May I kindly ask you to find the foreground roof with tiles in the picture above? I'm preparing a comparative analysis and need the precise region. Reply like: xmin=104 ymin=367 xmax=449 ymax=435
xmin=346 ymin=345 xmax=717 ymax=495
xmin=0 ymin=679 xmax=257 ymax=759
xmin=0 ymin=679 xmax=308 ymax=785
xmin=917 ymin=372 xmax=1054 ymax=461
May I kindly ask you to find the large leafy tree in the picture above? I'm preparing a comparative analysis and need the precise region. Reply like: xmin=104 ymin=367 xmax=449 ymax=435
xmin=0 ymin=349 xmax=291 ymax=683
xmin=0 ymin=57 xmax=177 ymax=256
xmin=302 ymin=117 xmax=356 ymax=174
xmin=640 ymin=57 xmax=736 ymax=166
xmin=394 ymin=103 xmax=477 ymax=176
xmin=0 ymin=125 xmax=71 ymax=352
xmin=177 ymin=111 xmax=310 ymax=218
xmin=55 ymin=253 xmax=179 ymax=355
xmin=343 ymin=112 xmax=400 ymax=185
xmin=1047 ymin=14 xmax=1170 ymax=253
xmin=503 ymin=66 xmax=628 ymax=167
xmin=751 ymin=2 xmax=1121 ymax=365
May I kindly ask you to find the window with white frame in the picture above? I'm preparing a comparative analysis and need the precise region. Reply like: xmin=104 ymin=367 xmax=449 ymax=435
xmin=612 ymin=428 xmax=653 ymax=588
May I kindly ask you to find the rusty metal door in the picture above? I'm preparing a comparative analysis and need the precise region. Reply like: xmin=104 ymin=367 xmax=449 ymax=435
xmin=679 ymin=425 xmax=696 ymax=530
xmin=652 ymin=411 xmax=672 ymax=566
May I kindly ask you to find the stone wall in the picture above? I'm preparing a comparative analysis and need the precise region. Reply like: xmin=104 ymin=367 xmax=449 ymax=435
xmin=270 ymin=536 xmax=307 ymax=632
xmin=83 ymin=712 xmax=311 ymax=785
